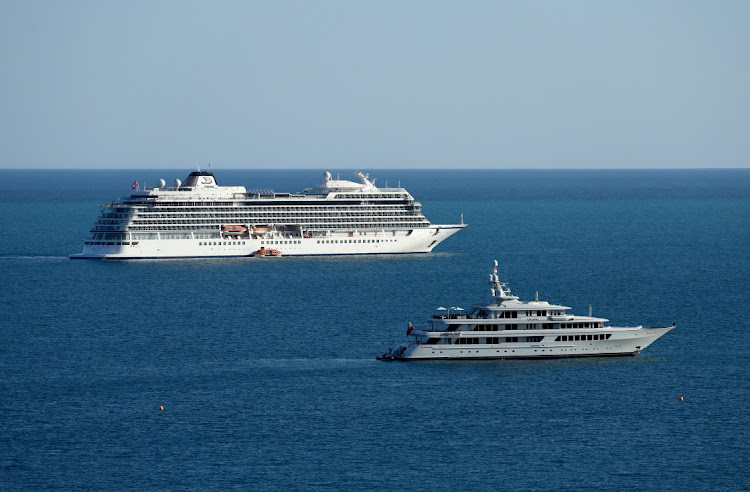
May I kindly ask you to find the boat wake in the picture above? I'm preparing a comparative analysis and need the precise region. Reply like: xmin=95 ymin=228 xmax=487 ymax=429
xmin=0 ymin=255 xmax=69 ymax=261
xmin=242 ymin=358 xmax=376 ymax=369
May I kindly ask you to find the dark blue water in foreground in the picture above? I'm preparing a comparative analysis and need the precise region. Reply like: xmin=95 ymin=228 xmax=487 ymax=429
xmin=1 ymin=169 xmax=749 ymax=490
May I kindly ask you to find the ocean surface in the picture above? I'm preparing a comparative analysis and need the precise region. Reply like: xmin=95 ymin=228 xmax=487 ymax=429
xmin=1 ymin=169 xmax=749 ymax=490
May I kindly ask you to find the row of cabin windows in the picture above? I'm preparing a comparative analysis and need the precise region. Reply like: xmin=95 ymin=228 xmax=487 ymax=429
xmin=102 ymin=211 xmax=424 ymax=221
xmin=474 ymin=310 xmax=566 ymax=319
xmin=261 ymin=240 xmax=301 ymax=245
xmin=124 ymin=205 xmax=419 ymax=214
xmin=103 ymin=209 xmax=419 ymax=219
xmin=555 ymin=334 xmax=611 ymax=341
xmin=474 ymin=324 xmax=518 ymax=331
xmin=466 ymin=322 xmax=604 ymax=331
xmin=96 ymin=233 xmax=220 ymax=240
xmin=129 ymin=206 xmax=419 ymax=215
xmin=121 ymin=222 xmax=427 ymax=232
xmin=561 ymin=322 xmax=603 ymax=329
xmin=89 ymin=233 xmax=197 ymax=241
xmin=335 ymin=194 xmax=408 ymax=199
xmin=426 ymin=334 xmax=608 ymax=345
xmin=317 ymin=239 xmax=396 ymax=244
xmin=447 ymin=336 xmax=545 ymax=344
xmin=84 ymin=241 xmax=134 ymax=246
xmin=199 ymin=241 xmax=246 ymax=246
xmin=125 ymin=217 xmax=427 ymax=227
xmin=472 ymin=324 xmax=542 ymax=330
xmin=113 ymin=208 xmax=424 ymax=218
xmin=141 ymin=203 xmax=413 ymax=210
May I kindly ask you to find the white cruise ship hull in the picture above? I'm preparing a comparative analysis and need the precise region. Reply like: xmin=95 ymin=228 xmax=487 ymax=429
xmin=391 ymin=325 xmax=674 ymax=361
xmin=71 ymin=225 xmax=463 ymax=259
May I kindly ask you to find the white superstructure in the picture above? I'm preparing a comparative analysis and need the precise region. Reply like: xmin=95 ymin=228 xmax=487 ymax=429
xmin=379 ymin=260 xmax=674 ymax=361
xmin=71 ymin=170 xmax=465 ymax=259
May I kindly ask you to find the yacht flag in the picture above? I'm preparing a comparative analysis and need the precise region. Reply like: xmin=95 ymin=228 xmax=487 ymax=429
xmin=407 ymin=322 xmax=414 ymax=336
xmin=131 ymin=180 xmax=138 ymax=190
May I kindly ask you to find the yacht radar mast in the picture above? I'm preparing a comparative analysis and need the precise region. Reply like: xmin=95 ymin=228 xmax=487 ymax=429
xmin=489 ymin=260 xmax=518 ymax=301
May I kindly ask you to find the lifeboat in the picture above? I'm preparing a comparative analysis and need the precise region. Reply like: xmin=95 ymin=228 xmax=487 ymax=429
xmin=253 ymin=247 xmax=282 ymax=257
xmin=222 ymin=224 xmax=247 ymax=233
xmin=252 ymin=225 xmax=270 ymax=232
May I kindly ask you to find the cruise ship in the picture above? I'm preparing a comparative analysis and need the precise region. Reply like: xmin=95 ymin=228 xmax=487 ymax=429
xmin=378 ymin=260 xmax=674 ymax=360
xmin=70 ymin=170 xmax=465 ymax=259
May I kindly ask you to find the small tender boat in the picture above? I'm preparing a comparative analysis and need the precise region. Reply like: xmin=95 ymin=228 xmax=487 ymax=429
xmin=378 ymin=260 xmax=675 ymax=361
xmin=253 ymin=247 xmax=282 ymax=257
xmin=252 ymin=225 xmax=270 ymax=232
xmin=376 ymin=353 xmax=397 ymax=361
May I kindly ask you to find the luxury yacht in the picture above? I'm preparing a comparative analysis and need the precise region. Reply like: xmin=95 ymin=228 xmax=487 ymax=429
xmin=378 ymin=260 xmax=674 ymax=360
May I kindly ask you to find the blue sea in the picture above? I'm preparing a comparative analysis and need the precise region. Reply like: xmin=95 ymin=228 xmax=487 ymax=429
xmin=1 ymin=169 xmax=749 ymax=490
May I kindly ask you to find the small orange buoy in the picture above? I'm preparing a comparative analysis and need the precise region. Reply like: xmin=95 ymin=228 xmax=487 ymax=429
xmin=159 ymin=406 xmax=164 ymax=411
xmin=678 ymin=397 xmax=684 ymax=401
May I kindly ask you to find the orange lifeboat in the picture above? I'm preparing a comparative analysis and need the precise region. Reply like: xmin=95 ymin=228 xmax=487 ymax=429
xmin=252 ymin=225 xmax=270 ymax=232
xmin=254 ymin=247 xmax=282 ymax=257
xmin=222 ymin=224 xmax=247 ymax=233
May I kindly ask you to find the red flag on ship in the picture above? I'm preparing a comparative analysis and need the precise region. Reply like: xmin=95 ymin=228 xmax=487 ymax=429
xmin=131 ymin=180 xmax=138 ymax=190
xmin=406 ymin=322 xmax=414 ymax=336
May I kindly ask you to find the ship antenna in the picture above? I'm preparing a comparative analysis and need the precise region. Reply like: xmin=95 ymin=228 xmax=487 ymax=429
xmin=589 ymin=303 xmax=592 ymax=317
xmin=490 ymin=259 xmax=501 ymax=297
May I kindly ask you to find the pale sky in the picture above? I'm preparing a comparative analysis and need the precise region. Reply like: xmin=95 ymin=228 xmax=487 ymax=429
xmin=1 ymin=0 xmax=748 ymax=169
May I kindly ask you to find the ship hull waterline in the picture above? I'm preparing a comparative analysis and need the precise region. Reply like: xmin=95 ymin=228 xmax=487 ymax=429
xmin=385 ymin=326 xmax=674 ymax=361
xmin=71 ymin=226 xmax=463 ymax=260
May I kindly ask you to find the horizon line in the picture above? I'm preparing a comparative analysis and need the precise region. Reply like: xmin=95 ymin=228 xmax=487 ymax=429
xmin=1 ymin=167 xmax=748 ymax=171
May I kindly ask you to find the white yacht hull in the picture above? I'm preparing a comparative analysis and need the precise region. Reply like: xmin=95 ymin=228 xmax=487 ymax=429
xmin=391 ymin=326 xmax=674 ymax=361
xmin=70 ymin=225 xmax=463 ymax=259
